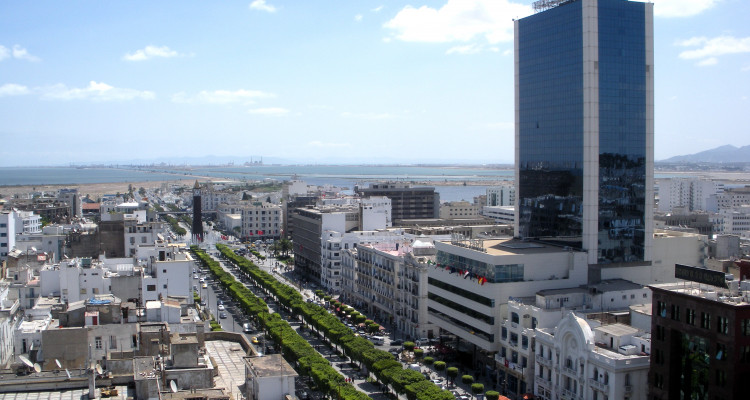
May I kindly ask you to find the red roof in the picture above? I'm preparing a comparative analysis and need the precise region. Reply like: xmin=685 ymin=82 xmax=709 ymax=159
xmin=83 ymin=203 xmax=100 ymax=210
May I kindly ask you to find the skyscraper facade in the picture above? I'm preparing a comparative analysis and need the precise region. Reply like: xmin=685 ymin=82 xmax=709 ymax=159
xmin=192 ymin=180 xmax=204 ymax=240
xmin=514 ymin=0 xmax=653 ymax=266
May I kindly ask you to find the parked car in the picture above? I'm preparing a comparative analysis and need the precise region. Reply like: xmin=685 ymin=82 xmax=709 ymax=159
xmin=390 ymin=339 xmax=403 ymax=346
xmin=218 ymin=304 xmax=225 ymax=311
xmin=219 ymin=312 xmax=227 ymax=319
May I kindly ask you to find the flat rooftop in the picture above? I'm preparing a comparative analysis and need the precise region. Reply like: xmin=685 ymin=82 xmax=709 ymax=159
xmin=439 ymin=237 xmax=575 ymax=256
xmin=595 ymin=323 xmax=639 ymax=337
xmin=244 ymin=354 xmax=298 ymax=378
xmin=650 ymin=281 xmax=750 ymax=306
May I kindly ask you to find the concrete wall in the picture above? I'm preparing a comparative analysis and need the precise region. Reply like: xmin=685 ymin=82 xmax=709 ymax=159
xmin=164 ymin=367 xmax=213 ymax=390
xmin=42 ymin=327 xmax=89 ymax=369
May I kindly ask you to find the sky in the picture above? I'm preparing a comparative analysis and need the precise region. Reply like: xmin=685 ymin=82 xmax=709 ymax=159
xmin=1 ymin=0 xmax=748 ymax=167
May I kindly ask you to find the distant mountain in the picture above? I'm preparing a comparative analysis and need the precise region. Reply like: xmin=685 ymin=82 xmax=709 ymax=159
xmin=660 ymin=145 xmax=750 ymax=163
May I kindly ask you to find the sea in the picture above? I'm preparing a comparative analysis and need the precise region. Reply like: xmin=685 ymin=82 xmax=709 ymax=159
xmin=0 ymin=165 xmax=694 ymax=202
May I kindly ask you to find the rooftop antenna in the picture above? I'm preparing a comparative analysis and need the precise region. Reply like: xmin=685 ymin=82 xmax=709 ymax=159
xmin=170 ymin=380 xmax=178 ymax=393
xmin=65 ymin=369 xmax=71 ymax=379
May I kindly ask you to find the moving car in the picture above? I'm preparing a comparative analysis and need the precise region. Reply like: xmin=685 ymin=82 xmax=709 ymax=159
xmin=219 ymin=312 xmax=227 ymax=319
xmin=243 ymin=323 xmax=253 ymax=333
xmin=218 ymin=304 xmax=225 ymax=311
xmin=252 ymin=337 xmax=259 ymax=344
xmin=201 ymin=283 xmax=208 ymax=289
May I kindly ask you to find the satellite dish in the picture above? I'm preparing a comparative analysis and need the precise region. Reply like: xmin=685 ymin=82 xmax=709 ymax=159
xmin=96 ymin=364 xmax=103 ymax=375
xmin=170 ymin=380 xmax=178 ymax=393
xmin=19 ymin=355 xmax=34 ymax=368
xmin=33 ymin=363 xmax=41 ymax=373
xmin=55 ymin=359 xmax=62 ymax=369
xmin=65 ymin=369 xmax=71 ymax=379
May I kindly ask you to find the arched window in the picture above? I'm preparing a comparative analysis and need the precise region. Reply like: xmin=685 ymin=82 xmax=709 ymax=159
xmin=511 ymin=312 xmax=520 ymax=324
xmin=593 ymin=367 xmax=599 ymax=380
xmin=625 ymin=373 xmax=631 ymax=386
xmin=604 ymin=372 xmax=609 ymax=384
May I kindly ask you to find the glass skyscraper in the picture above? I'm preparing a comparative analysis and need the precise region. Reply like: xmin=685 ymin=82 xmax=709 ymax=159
xmin=514 ymin=0 xmax=653 ymax=266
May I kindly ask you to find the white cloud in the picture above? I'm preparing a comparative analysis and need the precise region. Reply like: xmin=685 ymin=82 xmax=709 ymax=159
xmin=247 ymin=107 xmax=289 ymax=116
xmin=12 ymin=45 xmax=40 ymax=61
xmin=384 ymin=0 xmax=531 ymax=45
xmin=372 ymin=6 xmax=384 ymax=13
xmin=355 ymin=14 xmax=363 ymax=22
xmin=697 ymin=57 xmax=718 ymax=66
xmin=652 ymin=0 xmax=719 ymax=18
xmin=0 ymin=83 xmax=31 ymax=97
xmin=0 ymin=45 xmax=40 ymax=62
xmin=676 ymin=35 xmax=750 ymax=65
xmin=172 ymin=89 xmax=274 ymax=104
xmin=249 ymin=0 xmax=277 ymax=13
xmin=308 ymin=141 xmax=350 ymax=148
xmin=40 ymin=81 xmax=155 ymax=101
xmin=340 ymin=111 xmax=395 ymax=120
xmin=123 ymin=45 xmax=183 ymax=61
xmin=446 ymin=43 xmax=484 ymax=55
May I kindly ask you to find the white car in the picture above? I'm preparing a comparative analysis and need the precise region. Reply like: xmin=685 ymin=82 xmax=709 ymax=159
xmin=218 ymin=304 xmax=225 ymax=311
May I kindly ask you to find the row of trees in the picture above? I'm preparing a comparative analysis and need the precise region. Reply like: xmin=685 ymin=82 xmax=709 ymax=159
xmin=191 ymin=246 xmax=371 ymax=400
xmin=215 ymin=244 xmax=455 ymax=400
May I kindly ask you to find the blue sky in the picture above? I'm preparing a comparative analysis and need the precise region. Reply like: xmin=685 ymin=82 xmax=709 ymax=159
xmin=1 ymin=0 xmax=748 ymax=166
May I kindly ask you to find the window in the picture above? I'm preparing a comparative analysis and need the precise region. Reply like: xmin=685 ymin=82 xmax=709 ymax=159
xmin=742 ymin=319 xmax=750 ymax=336
xmin=670 ymin=304 xmax=680 ymax=321
xmin=110 ymin=336 xmax=118 ymax=349
xmin=80 ymin=288 xmax=87 ymax=294
xmin=715 ymin=370 xmax=726 ymax=386
xmin=701 ymin=312 xmax=711 ymax=329
xmin=95 ymin=336 xmax=102 ymax=349
xmin=654 ymin=373 xmax=664 ymax=389
xmin=522 ymin=335 xmax=529 ymax=349
xmin=511 ymin=312 xmax=520 ymax=324
xmin=147 ymin=284 xmax=156 ymax=291
xmin=716 ymin=343 xmax=726 ymax=361
xmin=657 ymin=301 xmax=666 ymax=318
xmin=502 ymin=327 xmax=508 ymax=340
xmin=717 ymin=316 xmax=729 ymax=334
xmin=740 ymin=346 xmax=750 ymax=363
xmin=686 ymin=308 xmax=695 ymax=325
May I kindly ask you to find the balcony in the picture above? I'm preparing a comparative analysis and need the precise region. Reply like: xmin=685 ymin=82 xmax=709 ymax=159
xmin=535 ymin=354 xmax=551 ymax=367
xmin=588 ymin=378 xmax=609 ymax=392
xmin=560 ymin=388 xmax=581 ymax=400
xmin=536 ymin=377 xmax=551 ymax=390
xmin=562 ymin=366 xmax=577 ymax=376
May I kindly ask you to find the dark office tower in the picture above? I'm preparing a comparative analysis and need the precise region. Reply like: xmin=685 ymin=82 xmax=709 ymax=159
xmin=192 ymin=180 xmax=203 ymax=241
xmin=514 ymin=0 xmax=654 ymax=266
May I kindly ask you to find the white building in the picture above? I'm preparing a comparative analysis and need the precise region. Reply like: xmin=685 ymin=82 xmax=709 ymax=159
xmin=0 ymin=210 xmax=17 ymax=259
xmin=657 ymin=178 xmax=723 ymax=213
xmin=244 ymin=354 xmax=298 ymax=400
xmin=716 ymin=206 xmax=750 ymax=238
xmin=439 ymin=201 xmax=480 ymax=220
xmin=534 ymin=313 xmax=649 ymax=400
xmin=0 ymin=284 xmax=21 ymax=367
xmin=125 ymin=221 xmax=167 ymax=257
xmin=487 ymin=184 xmax=516 ymax=207
xmin=341 ymin=237 xmax=438 ymax=339
xmin=428 ymin=237 xmax=589 ymax=355
xmin=360 ymin=196 xmax=392 ymax=228
xmin=40 ymin=242 xmax=193 ymax=306
xmin=496 ymin=279 xmax=651 ymax=398
xmin=14 ymin=210 xmax=42 ymax=235
xmin=241 ymin=203 xmax=283 ymax=240
xmin=483 ymin=205 xmax=515 ymax=225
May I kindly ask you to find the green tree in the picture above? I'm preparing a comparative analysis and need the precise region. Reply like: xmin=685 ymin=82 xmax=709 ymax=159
xmin=242 ymin=192 xmax=252 ymax=201
xmin=413 ymin=348 xmax=424 ymax=360
xmin=446 ymin=367 xmax=458 ymax=384
xmin=434 ymin=361 xmax=446 ymax=374
xmin=461 ymin=375 xmax=474 ymax=386
xmin=485 ymin=390 xmax=500 ymax=400
xmin=423 ymin=357 xmax=434 ymax=366
xmin=404 ymin=341 xmax=415 ymax=352
xmin=138 ymin=187 xmax=146 ymax=196
xmin=471 ymin=383 xmax=484 ymax=398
